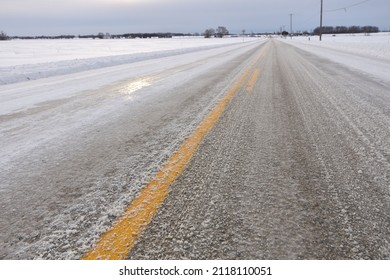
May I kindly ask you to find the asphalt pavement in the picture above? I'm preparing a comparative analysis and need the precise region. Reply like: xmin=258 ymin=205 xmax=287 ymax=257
xmin=128 ymin=39 xmax=390 ymax=259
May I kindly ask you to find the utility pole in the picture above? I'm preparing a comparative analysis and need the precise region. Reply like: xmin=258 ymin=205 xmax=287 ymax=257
xmin=320 ymin=0 xmax=323 ymax=41
xmin=289 ymin=13 xmax=293 ymax=39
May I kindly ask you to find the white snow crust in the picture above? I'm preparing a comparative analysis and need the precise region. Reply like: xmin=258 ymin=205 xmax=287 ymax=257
xmin=0 ymin=37 xmax=254 ymax=85
xmin=279 ymin=32 xmax=390 ymax=83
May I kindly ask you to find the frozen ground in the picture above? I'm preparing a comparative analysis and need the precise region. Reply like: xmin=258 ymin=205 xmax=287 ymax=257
xmin=0 ymin=34 xmax=389 ymax=259
xmin=0 ymin=37 xmax=256 ymax=85
xmin=280 ymin=32 xmax=390 ymax=82
xmin=285 ymin=32 xmax=390 ymax=60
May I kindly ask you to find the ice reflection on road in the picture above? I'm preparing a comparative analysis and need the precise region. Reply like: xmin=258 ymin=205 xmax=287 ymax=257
xmin=119 ymin=78 xmax=152 ymax=99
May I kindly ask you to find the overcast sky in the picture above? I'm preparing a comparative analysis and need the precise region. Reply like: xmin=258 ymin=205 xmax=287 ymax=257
xmin=1 ymin=0 xmax=389 ymax=36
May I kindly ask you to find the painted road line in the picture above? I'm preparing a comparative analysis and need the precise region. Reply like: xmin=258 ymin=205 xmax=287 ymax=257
xmin=246 ymin=68 xmax=261 ymax=92
xmin=82 ymin=67 xmax=253 ymax=260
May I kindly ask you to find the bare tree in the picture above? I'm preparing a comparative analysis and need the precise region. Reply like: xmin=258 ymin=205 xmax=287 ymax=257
xmin=215 ymin=26 xmax=229 ymax=38
xmin=0 ymin=31 xmax=9 ymax=40
xmin=204 ymin=28 xmax=215 ymax=38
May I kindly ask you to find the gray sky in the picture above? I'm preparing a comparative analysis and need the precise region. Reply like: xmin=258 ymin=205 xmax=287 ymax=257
xmin=1 ymin=0 xmax=389 ymax=36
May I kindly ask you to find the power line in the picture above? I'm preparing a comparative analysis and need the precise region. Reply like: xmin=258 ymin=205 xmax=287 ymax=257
xmin=295 ymin=0 xmax=372 ymax=25
xmin=325 ymin=0 xmax=371 ymax=13
xmin=283 ymin=0 xmax=373 ymax=39
xmin=320 ymin=0 xmax=371 ymax=41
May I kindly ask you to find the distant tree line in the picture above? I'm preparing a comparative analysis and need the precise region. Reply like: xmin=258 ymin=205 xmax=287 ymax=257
xmin=114 ymin=32 xmax=190 ymax=39
xmin=203 ymin=26 xmax=229 ymax=38
xmin=12 ymin=35 xmax=77 ymax=40
xmin=6 ymin=32 xmax=201 ymax=40
xmin=313 ymin=25 xmax=379 ymax=35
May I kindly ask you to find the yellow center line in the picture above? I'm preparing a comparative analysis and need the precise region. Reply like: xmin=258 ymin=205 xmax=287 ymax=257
xmin=82 ymin=66 xmax=252 ymax=260
xmin=246 ymin=68 xmax=261 ymax=92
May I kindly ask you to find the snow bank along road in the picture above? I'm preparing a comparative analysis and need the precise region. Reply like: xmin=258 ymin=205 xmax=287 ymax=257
xmin=1 ymin=38 xmax=389 ymax=259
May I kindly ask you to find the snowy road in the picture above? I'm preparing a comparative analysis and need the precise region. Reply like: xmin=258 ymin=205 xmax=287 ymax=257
xmin=0 ymin=38 xmax=265 ymax=259
xmin=128 ymin=39 xmax=390 ymax=259
xmin=1 ymin=38 xmax=389 ymax=259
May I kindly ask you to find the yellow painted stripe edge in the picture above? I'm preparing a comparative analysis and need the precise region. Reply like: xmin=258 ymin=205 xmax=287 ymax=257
xmin=82 ymin=66 xmax=253 ymax=260
xmin=246 ymin=68 xmax=261 ymax=92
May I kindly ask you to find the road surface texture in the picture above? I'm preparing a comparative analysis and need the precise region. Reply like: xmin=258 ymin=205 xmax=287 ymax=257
xmin=1 ymin=39 xmax=389 ymax=259
xmin=128 ymin=39 xmax=390 ymax=259
xmin=0 ymin=39 xmax=265 ymax=259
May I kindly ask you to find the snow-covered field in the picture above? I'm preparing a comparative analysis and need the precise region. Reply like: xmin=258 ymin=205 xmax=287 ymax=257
xmin=0 ymin=37 xmax=256 ymax=85
xmin=1 ymin=33 xmax=389 ymax=85
xmin=286 ymin=32 xmax=390 ymax=59
xmin=280 ymin=32 xmax=390 ymax=82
